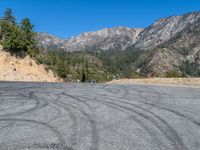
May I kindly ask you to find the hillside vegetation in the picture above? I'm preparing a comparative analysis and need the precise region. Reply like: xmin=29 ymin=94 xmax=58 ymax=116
xmin=0 ymin=9 xmax=60 ymax=82
xmin=36 ymin=50 xmax=112 ymax=82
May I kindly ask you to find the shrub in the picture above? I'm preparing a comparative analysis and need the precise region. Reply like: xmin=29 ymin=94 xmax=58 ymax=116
xmin=166 ymin=71 xmax=183 ymax=78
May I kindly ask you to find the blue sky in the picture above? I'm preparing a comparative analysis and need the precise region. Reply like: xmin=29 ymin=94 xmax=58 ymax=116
xmin=0 ymin=0 xmax=200 ymax=38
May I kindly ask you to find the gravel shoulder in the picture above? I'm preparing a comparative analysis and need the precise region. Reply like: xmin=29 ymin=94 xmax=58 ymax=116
xmin=107 ymin=78 xmax=200 ymax=88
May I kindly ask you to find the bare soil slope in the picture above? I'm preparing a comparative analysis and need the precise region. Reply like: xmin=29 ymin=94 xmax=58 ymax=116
xmin=0 ymin=45 xmax=61 ymax=82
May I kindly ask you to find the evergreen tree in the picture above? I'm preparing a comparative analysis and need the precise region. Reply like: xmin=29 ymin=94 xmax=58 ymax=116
xmin=0 ymin=16 xmax=37 ymax=55
xmin=2 ymin=8 xmax=16 ymax=24
xmin=20 ymin=18 xmax=34 ymax=34
xmin=0 ymin=21 xmax=23 ymax=51
xmin=20 ymin=18 xmax=36 ymax=53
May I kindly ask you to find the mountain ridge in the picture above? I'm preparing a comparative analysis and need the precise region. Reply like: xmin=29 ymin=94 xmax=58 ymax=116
xmin=36 ymin=11 xmax=200 ymax=52
xmin=36 ymin=11 xmax=200 ymax=78
xmin=37 ymin=27 xmax=144 ymax=51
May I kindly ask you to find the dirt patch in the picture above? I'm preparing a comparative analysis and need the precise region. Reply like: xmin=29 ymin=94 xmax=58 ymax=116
xmin=107 ymin=78 xmax=200 ymax=87
xmin=0 ymin=48 xmax=62 ymax=82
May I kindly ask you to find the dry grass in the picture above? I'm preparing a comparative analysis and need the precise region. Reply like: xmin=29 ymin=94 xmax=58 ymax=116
xmin=108 ymin=78 xmax=200 ymax=87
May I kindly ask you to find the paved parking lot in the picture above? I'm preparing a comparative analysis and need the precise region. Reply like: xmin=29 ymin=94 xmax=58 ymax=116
xmin=0 ymin=82 xmax=200 ymax=150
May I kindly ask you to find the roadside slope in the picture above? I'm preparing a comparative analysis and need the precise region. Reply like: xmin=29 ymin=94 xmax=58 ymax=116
xmin=0 ymin=45 xmax=61 ymax=82
xmin=108 ymin=78 xmax=200 ymax=87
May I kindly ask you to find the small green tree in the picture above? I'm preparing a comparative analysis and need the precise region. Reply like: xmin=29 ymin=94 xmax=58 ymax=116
xmin=20 ymin=18 xmax=37 ymax=56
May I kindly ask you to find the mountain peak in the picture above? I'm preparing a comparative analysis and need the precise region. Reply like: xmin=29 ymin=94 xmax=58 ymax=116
xmin=37 ymin=27 xmax=144 ymax=51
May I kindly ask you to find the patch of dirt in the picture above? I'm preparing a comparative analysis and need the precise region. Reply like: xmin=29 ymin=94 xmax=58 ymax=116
xmin=107 ymin=78 xmax=200 ymax=87
xmin=0 ymin=46 xmax=62 ymax=82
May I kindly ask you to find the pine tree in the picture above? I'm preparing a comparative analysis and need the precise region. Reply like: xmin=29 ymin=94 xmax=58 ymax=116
xmin=20 ymin=18 xmax=34 ymax=34
xmin=20 ymin=18 xmax=37 ymax=56
xmin=20 ymin=18 xmax=35 ymax=47
xmin=1 ymin=21 xmax=25 ymax=52
xmin=2 ymin=8 xmax=16 ymax=24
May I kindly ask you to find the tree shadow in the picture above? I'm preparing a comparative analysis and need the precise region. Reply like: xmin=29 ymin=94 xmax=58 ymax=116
xmin=3 ymin=49 xmax=27 ymax=59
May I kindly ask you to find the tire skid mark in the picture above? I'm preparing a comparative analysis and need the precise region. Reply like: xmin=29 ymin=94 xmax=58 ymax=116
xmin=0 ymin=91 xmax=48 ymax=118
xmin=113 ymin=99 xmax=188 ymax=150
xmin=109 ymin=85 xmax=189 ymax=150
xmin=0 ymin=118 xmax=70 ymax=150
xmin=17 ymin=143 xmax=74 ymax=150
xmin=61 ymin=93 xmax=100 ymax=150
xmin=0 ymin=101 xmax=27 ymax=112
xmin=121 ymin=86 xmax=200 ymax=127
xmin=45 ymin=103 xmax=65 ymax=124
xmin=133 ymin=95 xmax=200 ymax=127
xmin=52 ymin=101 xmax=78 ymax=148
xmin=77 ymin=95 xmax=188 ymax=150
xmin=0 ymin=98 xmax=5 ymax=105
xmin=92 ymin=99 xmax=168 ymax=150
xmin=97 ymin=85 xmax=189 ymax=150
xmin=104 ymin=85 xmax=200 ymax=127
xmin=0 ymin=122 xmax=14 ymax=132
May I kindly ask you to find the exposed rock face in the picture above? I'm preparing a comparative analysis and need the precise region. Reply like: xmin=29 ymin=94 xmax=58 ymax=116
xmin=63 ymin=27 xmax=143 ymax=51
xmin=134 ymin=12 xmax=200 ymax=49
xmin=148 ymin=48 xmax=183 ymax=76
xmin=36 ymin=33 xmax=66 ymax=50
xmin=37 ymin=27 xmax=143 ymax=51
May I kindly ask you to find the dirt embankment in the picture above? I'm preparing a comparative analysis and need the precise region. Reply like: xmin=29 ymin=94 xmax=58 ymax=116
xmin=0 ymin=45 xmax=62 ymax=82
xmin=108 ymin=78 xmax=200 ymax=87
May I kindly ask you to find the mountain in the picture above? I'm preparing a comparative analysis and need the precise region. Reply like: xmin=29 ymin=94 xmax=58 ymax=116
xmin=37 ymin=12 xmax=200 ymax=52
xmin=145 ymin=17 xmax=200 ymax=76
xmin=36 ymin=33 xmax=66 ymax=50
xmin=134 ymin=12 xmax=200 ymax=49
xmin=37 ymin=27 xmax=143 ymax=51
xmin=36 ymin=11 xmax=200 ymax=78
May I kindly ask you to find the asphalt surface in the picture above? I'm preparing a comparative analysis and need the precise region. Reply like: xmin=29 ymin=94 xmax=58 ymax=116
xmin=0 ymin=82 xmax=200 ymax=150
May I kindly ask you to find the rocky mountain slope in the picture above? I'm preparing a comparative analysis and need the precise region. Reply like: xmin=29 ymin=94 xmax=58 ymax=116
xmin=36 ymin=11 xmax=200 ymax=77
xmin=134 ymin=12 xmax=200 ymax=49
xmin=37 ymin=33 xmax=66 ymax=50
xmin=37 ymin=27 xmax=143 ymax=51
xmin=0 ymin=45 xmax=61 ymax=82
xmin=36 ymin=12 xmax=200 ymax=52
xmin=136 ymin=17 xmax=200 ymax=76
